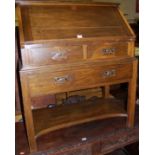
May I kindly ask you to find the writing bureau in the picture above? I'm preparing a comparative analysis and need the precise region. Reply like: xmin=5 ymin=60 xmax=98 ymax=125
xmin=16 ymin=0 xmax=137 ymax=153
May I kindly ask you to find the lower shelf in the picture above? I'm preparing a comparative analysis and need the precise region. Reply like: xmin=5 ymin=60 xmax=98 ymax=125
xmin=33 ymin=98 xmax=127 ymax=138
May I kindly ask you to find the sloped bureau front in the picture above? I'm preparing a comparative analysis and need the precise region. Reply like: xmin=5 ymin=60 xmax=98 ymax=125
xmin=19 ymin=3 xmax=133 ymax=41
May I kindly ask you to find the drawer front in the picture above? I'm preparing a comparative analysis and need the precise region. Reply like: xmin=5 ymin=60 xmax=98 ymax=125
xmin=23 ymin=45 xmax=83 ymax=66
xmin=22 ymin=41 xmax=133 ymax=67
xmin=28 ymin=63 xmax=132 ymax=96
xmin=87 ymin=42 xmax=129 ymax=59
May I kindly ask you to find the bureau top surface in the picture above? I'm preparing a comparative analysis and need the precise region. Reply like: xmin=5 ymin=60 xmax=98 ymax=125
xmin=16 ymin=0 xmax=135 ymax=45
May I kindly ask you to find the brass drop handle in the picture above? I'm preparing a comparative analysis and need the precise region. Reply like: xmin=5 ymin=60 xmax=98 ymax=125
xmin=54 ymin=75 xmax=71 ymax=84
xmin=102 ymin=69 xmax=116 ymax=78
xmin=51 ymin=51 xmax=67 ymax=60
xmin=102 ymin=48 xmax=116 ymax=55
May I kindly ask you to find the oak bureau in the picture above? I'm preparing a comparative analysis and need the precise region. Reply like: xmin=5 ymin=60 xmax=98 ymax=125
xmin=16 ymin=0 xmax=138 ymax=153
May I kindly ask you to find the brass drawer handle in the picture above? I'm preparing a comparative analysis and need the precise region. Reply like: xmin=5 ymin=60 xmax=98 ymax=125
xmin=102 ymin=48 xmax=116 ymax=55
xmin=54 ymin=75 xmax=71 ymax=84
xmin=51 ymin=51 xmax=68 ymax=61
xmin=102 ymin=69 xmax=116 ymax=78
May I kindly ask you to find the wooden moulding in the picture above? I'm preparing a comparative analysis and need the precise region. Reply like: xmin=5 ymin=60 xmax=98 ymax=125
xmin=33 ymin=98 xmax=127 ymax=138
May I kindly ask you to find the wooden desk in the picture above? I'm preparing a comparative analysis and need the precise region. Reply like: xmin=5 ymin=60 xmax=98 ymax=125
xmin=16 ymin=1 xmax=137 ymax=152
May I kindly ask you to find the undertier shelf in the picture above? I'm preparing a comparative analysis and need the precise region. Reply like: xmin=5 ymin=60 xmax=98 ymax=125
xmin=33 ymin=98 xmax=127 ymax=138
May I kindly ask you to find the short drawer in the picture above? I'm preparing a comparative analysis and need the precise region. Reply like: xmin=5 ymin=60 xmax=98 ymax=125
xmin=22 ymin=44 xmax=83 ymax=66
xmin=87 ymin=42 xmax=129 ymax=60
xmin=28 ymin=63 xmax=133 ymax=96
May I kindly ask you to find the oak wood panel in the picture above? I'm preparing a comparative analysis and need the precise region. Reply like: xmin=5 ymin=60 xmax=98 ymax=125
xmin=87 ymin=41 xmax=129 ymax=60
xmin=18 ymin=4 xmax=133 ymax=41
xmin=31 ymin=95 xmax=56 ymax=109
xmin=28 ymin=63 xmax=132 ymax=96
xmin=29 ymin=6 xmax=119 ymax=27
xmin=33 ymin=98 xmax=127 ymax=138
xmin=22 ymin=44 xmax=83 ymax=66
xmin=128 ymin=41 xmax=135 ymax=57
xmin=20 ymin=6 xmax=33 ymax=42
xmin=118 ymin=8 xmax=136 ymax=38
xmin=21 ymin=40 xmax=133 ymax=67
xmin=16 ymin=5 xmax=25 ymax=47
xmin=31 ymin=27 xmax=126 ymax=41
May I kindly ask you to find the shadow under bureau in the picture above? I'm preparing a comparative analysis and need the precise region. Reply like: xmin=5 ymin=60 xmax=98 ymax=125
xmin=16 ymin=0 xmax=138 ymax=153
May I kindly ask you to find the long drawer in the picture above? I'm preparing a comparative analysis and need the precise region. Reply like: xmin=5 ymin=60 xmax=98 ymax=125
xmin=27 ymin=62 xmax=133 ymax=96
xmin=22 ymin=40 xmax=133 ymax=67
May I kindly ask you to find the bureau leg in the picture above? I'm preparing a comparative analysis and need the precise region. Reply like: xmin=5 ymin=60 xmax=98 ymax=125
xmin=65 ymin=92 xmax=70 ymax=99
xmin=20 ymin=74 xmax=37 ymax=152
xmin=127 ymin=60 xmax=138 ymax=128
xmin=23 ymin=101 xmax=37 ymax=153
xmin=103 ymin=85 xmax=114 ymax=98
xmin=104 ymin=85 xmax=110 ymax=98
